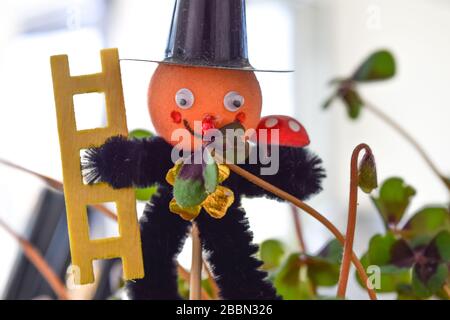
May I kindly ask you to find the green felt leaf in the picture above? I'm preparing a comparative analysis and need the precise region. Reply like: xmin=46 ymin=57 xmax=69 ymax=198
xmin=129 ymin=129 xmax=153 ymax=139
xmin=173 ymin=149 xmax=220 ymax=208
xmin=203 ymin=151 xmax=218 ymax=194
xmin=339 ymin=88 xmax=363 ymax=120
xmin=403 ymin=207 xmax=450 ymax=243
xmin=352 ymin=50 xmax=396 ymax=82
xmin=173 ymin=177 xmax=207 ymax=208
xmin=358 ymin=152 xmax=378 ymax=194
xmin=135 ymin=185 xmax=158 ymax=202
xmin=412 ymin=262 xmax=448 ymax=298
xmin=174 ymin=160 xmax=208 ymax=208
xmin=371 ymin=177 xmax=416 ymax=227
xmin=260 ymin=239 xmax=286 ymax=270
xmin=274 ymin=254 xmax=316 ymax=300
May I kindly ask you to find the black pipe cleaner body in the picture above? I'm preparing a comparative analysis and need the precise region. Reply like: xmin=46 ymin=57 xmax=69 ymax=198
xmin=83 ymin=135 xmax=325 ymax=300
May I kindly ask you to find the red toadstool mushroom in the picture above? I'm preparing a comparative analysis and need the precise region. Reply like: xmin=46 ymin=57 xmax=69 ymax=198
xmin=252 ymin=115 xmax=310 ymax=147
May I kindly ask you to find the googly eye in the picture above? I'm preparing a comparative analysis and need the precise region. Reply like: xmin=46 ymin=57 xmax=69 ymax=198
xmin=175 ymin=88 xmax=194 ymax=109
xmin=224 ymin=91 xmax=245 ymax=112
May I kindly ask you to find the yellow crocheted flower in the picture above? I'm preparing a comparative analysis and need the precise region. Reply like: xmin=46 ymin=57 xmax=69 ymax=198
xmin=166 ymin=163 xmax=234 ymax=221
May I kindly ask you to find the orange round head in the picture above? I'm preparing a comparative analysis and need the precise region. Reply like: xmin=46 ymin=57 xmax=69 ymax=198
xmin=148 ymin=64 xmax=262 ymax=151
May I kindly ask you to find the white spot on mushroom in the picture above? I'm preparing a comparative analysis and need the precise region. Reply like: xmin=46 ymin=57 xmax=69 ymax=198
xmin=265 ymin=117 xmax=278 ymax=128
xmin=288 ymin=120 xmax=301 ymax=132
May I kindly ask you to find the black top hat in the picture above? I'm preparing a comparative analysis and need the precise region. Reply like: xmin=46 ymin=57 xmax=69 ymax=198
xmin=165 ymin=0 xmax=251 ymax=70
xmin=122 ymin=0 xmax=291 ymax=72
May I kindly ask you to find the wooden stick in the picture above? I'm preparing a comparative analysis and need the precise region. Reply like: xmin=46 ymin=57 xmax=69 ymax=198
xmin=189 ymin=223 xmax=202 ymax=300
xmin=177 ymin=263 xmax=211 ymax=300
xmin=226 ymin=163 xmax=377 ymax=300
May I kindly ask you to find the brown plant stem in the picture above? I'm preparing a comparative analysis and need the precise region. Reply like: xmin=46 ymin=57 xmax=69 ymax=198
xmin=290 ymin=205 xmax=307 ymax=253
xmin=337 ymin=144 xmax=372 ymax=299
xmin=226 ymin=163 xmax=377 ymax=300
xmin=92 ymin=204 xmax=118 ymax=221
xmin=0 ymin=158 xmax=63 ymax=191
xmin=1 ymin=158 xmax=376 ymax=299
xmin=0 ymin=158 xmax=118 ymax=221
xmin=364 ymin=101 xmax=449 ymax=192
xmin=0 ymin=159 xmax=216 ymax=299
xmin=0 ymin=218 xmax=69 ymax=300
xmin=190 ymin=223 xmax=202 ymax=300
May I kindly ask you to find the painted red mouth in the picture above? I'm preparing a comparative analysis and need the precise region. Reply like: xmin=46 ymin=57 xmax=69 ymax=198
xmin=201 ymin=115 xmax=216 ymax=135
xmin=181 ymin=114 xmax=246 ymax=141
xmin=182 ymin=115 xmax=217 ymax=139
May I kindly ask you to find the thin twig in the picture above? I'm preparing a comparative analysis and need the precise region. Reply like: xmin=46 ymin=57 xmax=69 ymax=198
xmin=0 ymin=159 xmax=211 ymax=300
xmin=0 ymin=158 xmax=119 ymax=221
xmin=190 ymin=223 xmax=202 ymax=300
xmin=364 ymin=101 xmax=449 ymax=192
xmin=290 ymin=205 xmax=307 ymax=253
xmin=0 ymin=158 xmax=64 ymax=191
xmin=337 ymin=144 xmax=372 ymax=299
xmin=226 ymin=163 xmax=377 ymax=300
xmin=0 ymin=218 xmax=69 ymax=300
xmin=92 ymin=204 xmax=118 ymax=221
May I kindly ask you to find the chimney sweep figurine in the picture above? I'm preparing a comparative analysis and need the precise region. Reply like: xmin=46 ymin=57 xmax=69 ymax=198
xmin=83 ymin=0 xmax=324 ymax=300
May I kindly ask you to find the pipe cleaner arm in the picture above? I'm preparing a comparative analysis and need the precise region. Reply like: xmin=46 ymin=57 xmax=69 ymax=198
xmin=224 ymin=145 xmax=325 ymax=201
xmin=82 ymin=135 xmax=174 ymax=189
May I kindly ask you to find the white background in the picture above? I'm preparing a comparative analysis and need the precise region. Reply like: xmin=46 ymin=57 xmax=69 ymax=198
xmin=0 ymin=0 xmax=449 ymax=299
